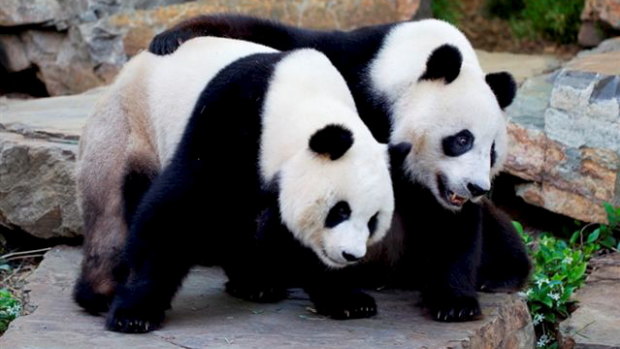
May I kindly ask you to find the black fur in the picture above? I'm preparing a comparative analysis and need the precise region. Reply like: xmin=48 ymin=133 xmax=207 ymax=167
xmin=106 ymin=53 xmax=376 ymax=333
xmin=442 ymin=129 xmax=474 ymax=157
xmin=485 ymin=72 xmax=517 ymax=109
xmin=309 ymin=124 xmax=354 ymax=160
xmin=419 ymin=44 xmax=463 ymax=84
xmin=148 ymin=14 xmax=531 ymax=322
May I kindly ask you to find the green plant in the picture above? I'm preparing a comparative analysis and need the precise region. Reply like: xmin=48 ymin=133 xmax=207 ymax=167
xmin=515 ymin=203 xmax=620 ymax=348
xmin=432 ymin=0 xmax=464 ymax=25
xmin=486 ymin=0 xmax=584 ymax=43
xmin=0 ymin=287 xmax=21 ymax=334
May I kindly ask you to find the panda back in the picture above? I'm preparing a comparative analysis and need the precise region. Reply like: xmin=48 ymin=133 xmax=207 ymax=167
xmin=146 ymin=37 xmax=277 ymax=165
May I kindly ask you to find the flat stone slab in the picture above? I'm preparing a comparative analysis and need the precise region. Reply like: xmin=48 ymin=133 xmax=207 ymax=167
xmin=560 ymin=253 xmax=620 ymax=349
xmin=476 ymin=50 xmax=562 ymax=84
xmin=0 ymin=247 xmax=534 ymax=349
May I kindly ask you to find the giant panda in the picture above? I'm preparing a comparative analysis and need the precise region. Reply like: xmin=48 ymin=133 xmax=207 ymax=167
xmin=148 ymin=15 xmax=532 ymax=322
xmin=74 ymin=37 xmax=410 ymax=333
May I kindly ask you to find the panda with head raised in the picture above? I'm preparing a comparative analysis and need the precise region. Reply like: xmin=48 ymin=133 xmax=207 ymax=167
xmin=149 ymin=15 xmax=532 ymax=322
xmin=74 ymin=36 xmax=408 ymax=333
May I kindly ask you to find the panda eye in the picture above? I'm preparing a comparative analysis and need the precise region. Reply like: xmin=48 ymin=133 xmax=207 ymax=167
xmin=442 ymin=129 xmax=474 ymax=157
xmin=367 ymin=212 xmax=379 ymax=237
xmin=490 ymin=142 xmax=497 ymax=167
xmin=325 ymin=201 xmax=351 ymax=228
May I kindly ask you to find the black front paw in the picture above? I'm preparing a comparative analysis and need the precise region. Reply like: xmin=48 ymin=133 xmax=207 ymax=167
xmin=225 ymin=280 xmax=287 ymax=303
xmin=106 ymin=304 xmax=164 ymax=333
xmin=313 ymin=291 xmax=377 ymax=320
xmin=148 ymin=30 xmax=191 ymax=55
xmin=426 ymin=295 xmax=482 ymax=322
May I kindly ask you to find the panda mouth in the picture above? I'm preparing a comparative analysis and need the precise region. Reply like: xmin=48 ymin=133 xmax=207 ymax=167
xmin=320 ymin=248 xmax=350 ymax=268
xmin=436 ymin=173 xmax=467 ymax=208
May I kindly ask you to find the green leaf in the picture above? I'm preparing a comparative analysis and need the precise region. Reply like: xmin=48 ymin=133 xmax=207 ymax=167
xmin=569 ymin=230 xmax=580 ymax=245
xmin=587 ymin=228 xmax=600 ymax=244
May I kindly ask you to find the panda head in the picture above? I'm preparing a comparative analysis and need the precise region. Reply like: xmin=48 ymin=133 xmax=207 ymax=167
xmin=370 ymin=20 xmax=517 ymax=211
xmin=278 ymin=124 xmax=405 ymax=269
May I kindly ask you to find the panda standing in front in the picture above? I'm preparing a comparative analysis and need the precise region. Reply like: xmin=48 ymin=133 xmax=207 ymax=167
xmin=149 ymin=15 xmax=532 ymax=322
xmin=75 ymin=37 xmax=408 ymax=333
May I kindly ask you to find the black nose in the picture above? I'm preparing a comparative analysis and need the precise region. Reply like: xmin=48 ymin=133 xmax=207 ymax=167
xmin=467 ymin=183 xmax=489 ymax=197
xmin=342 ymin=251 xmax=361 ymax=262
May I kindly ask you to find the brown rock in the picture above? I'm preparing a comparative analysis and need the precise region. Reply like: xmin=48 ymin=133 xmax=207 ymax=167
xmin=582 ymin=0 xmax=620 ymax=30
xmin=560 ymin=253 xmax=620 ymax=348
xmin=578 ymin=21 xmax=604 ymax=47
xmin=0 ymin=247 xmax=534 ymax=349
xmin=0 ymin=35 xmax=30 ymax=72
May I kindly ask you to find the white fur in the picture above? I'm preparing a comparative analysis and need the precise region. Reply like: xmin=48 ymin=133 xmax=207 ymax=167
xmin=146 ymin=37 xmax=276 ymax=165
xmin=369 ymin=19 xmax=508 ymax=210
xmin=263 ymin=50 xmax=394 ymax=268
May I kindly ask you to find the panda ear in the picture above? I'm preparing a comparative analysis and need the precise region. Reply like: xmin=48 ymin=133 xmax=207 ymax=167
xmin=485 ymin=72 xmax=517 ymax=109
xmin=420 ymin=44 xmax=462 ymax=84
xmin=309 ymin=124 xmax=354 ymax=160
xmin=388 ymin=142 xmax=412 ymax=168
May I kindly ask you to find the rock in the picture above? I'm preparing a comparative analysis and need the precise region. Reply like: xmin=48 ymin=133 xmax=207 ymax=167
xmin=0 ymin=35 xmax=30 ymax=72
xmin=578 ymin=21 xmax=604 ymax=48
xmin=476 ymin=50 xmax=561 ymax=84
xmin=582 ymin=0 xmax=620 ymax=31
xmin=504 ymin=43 xmax=620 ymax=224
xmin=0 ymin=0 xmax=61 ymax=27
xmin=0 ymin=0 xmax=420 ymax=96
xmin=0 ymin=89 xmax=102 ymax=238
xmin=0 ymin=246 xmax=534 ymax=349
xmin=560 ymin=253 xmax=620 ymax=348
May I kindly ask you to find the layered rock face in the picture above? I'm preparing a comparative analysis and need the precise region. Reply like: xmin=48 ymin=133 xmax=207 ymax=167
xmin=505 ymin=39 xmax=620 ymax=223
xmin=0 ymin=0 xmax=419 ymax=96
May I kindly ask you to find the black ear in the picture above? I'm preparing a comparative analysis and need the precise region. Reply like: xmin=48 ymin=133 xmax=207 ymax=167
xmin=388 ymin=142 xmax=412 ymax=168
xmin=420 ymin=44 xmax=463 ymax=84
xmin=309 ymin=124 xmax=354 ymax=160
xmin=485 ymin=72 xmax=517 ymax=109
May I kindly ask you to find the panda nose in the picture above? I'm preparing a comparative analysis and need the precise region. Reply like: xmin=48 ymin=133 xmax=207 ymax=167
xmin=467 ymin=183 xmax=489 ymax=197
xmin=342 ymin=251 xmax=362 ymax=262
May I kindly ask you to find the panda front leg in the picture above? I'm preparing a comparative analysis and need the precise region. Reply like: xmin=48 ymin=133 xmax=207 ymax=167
xmin=304 ymin=270 xmax=377 ymax=320
xmin=106 ymin=169 xmax=202 ymax=333
xmin=477 ymin=199 xmax=532 ymax=292
xmin=420 ymin=222 xmax=483 ymax=322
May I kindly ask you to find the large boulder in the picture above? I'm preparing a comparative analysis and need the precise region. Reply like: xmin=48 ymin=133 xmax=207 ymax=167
xmin=504 ymin=38 xmax=620 ymax=223
xmin=0 ymin=89 xmax=101 ymax=238
xmin=0 ymin=0 xmax=420 ymax=96
xmin=0 ymin=246 xmax=534 ymax=349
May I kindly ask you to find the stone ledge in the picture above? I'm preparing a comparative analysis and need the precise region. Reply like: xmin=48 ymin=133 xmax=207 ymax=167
xmin=0 ymin=247 xmax=534 ymax=349
xmin=560 ymin=253 xmax=620 ymax=349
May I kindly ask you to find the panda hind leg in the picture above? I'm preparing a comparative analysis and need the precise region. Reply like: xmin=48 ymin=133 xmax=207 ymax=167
xmin=307 ymin=287 xmax=377 ymax=320
xmin=225 ymin=280 xmax=288 ymax=303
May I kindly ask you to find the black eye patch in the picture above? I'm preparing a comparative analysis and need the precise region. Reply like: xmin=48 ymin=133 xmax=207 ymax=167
xmin=367 ymin=212 xmax=379 ymax=237
xmin=442 ymin=129 xmax=474 ymax=157
xmin=325 ymin=201 xmax=351 ymax=228
xmin=491 ymin=142 xmax=497 ymax=167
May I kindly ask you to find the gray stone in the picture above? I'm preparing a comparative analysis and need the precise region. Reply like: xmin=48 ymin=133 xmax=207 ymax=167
xmin=0 ymin=35 xmax=30 ymax=72
xmin=503 ymin=43 xmax=620 ymax=224
xmin=0 ymin=247 xmax=535 ymax=349
xmin=0 ymin=0 xmax=61 ymax=26
xmin=560 ymin=253 xmax=620 ymax=349
xmin=0 ymin=90 xmax=101 ymax=238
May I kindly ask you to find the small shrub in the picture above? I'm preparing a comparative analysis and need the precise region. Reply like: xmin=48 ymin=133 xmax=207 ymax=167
xmin=0 ymin=288 xmax=21 ymax=333
xmin=432 ymin=0 xmax=464 ymax=25
xmin=515 ymin=203 xmax=619 ymax=348
xmin=486 ymin=0 xmax=584 ymax=43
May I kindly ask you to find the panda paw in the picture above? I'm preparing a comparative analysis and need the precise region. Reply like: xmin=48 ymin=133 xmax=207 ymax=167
xmin=106 ymin=305 xmax=164 ymax=333
xmin=225 ymin=281 xmax=288 ymax=303
xmin=148 ymin=29 xmax=192 ymax=55
xmin=427 ymin=295 xmax=482 ymax=322
xmin=313 ymin=291 xmax=377 ymax=320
